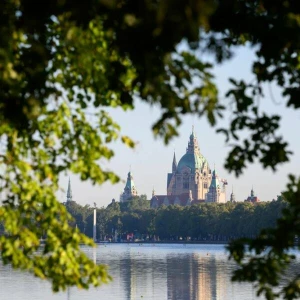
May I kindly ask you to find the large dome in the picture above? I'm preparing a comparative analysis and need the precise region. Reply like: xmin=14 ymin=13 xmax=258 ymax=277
xmin=176 ymin=127 xmax=209 ymax=173
xmin=177 ymin=152 xmax=208 ymax=172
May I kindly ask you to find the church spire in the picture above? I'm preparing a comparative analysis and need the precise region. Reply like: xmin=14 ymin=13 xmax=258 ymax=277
xmin=172 ymin=151 xmax=177 ymax=173
xmin=67 ymin=177 xmax=72 ymax=202
xmin=230 ymin=186 xmax=236 ymax=202
xmin=251 ymin=186 xmax=255 ymax=198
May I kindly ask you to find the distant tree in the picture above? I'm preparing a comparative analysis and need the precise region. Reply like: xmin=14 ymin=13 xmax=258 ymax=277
xmin=106 ymin=201 xmax=121 ymax=214
xmin=276 ymin=193 xmax=285 ymax=202
xmin=96 ymin=208 xmax=109 ymax=241
xmin=65 ymin=202 xmax=93 ymax=233
xmin=120 ymin=195 xmax=150 ymax=212
xmin=66 ymin=199 xmax=287 ymax=244
xmin=121 ymin=212 xmax=140 ymax=233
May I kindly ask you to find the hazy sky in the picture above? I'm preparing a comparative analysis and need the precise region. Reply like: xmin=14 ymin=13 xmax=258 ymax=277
xmin=59 ymin=46 xmax=300 ymax=207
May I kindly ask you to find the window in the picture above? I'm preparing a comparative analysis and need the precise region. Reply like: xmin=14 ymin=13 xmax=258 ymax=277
xmin=183 ymin=178 xmax=189 ymax=189
xmin=204 ymin=183 xmax=208 ymax=189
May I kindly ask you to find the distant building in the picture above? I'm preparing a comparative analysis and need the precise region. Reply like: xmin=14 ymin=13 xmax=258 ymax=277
xmin=151 ymin=190 xmax=199 ymax=208
xmin=63 ymin=177 xmax=74 ymax=205
xmin=244 ymin=187 xmax=260 ymax=203
xmin=206 ymin=169 xmax=226 ymax=203
xmin=62 ymin=177 xmax=78 ymax=207
xmin=150 ymin=128 xmax=227 ymax=208
xmin=67 ymin=177 xmax=72 ymax=202
xmin=230 ymin=188 xmax=236 ymax=203
xmin=120 ymin=171 xmax=139 ymax=202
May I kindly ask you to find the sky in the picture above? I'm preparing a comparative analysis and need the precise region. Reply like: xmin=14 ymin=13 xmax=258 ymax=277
xmin=59 ymin=46 xmax=300 ymax=207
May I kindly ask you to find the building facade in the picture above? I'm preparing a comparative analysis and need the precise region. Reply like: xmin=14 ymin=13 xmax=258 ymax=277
xmin=151 ymin=128 xmax=227 ymax=208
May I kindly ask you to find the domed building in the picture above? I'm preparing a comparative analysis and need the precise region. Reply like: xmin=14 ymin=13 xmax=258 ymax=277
xmin=151 ymin=127 xmax=227 ymax=208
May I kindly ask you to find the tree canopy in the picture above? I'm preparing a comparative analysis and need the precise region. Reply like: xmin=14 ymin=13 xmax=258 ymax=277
xmin=65 ymin=199 xmax=287 ymax=242
xmin=1 ymin=0 xmax=300 ymax=297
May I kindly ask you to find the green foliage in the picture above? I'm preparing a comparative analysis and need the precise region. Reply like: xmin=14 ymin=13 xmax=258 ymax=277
xmin=66 ymin=202 xmax=93 ymax=234
xmin=228 ymin=177 xmax=300 ymax=300
xmin=1 ymin=0 xmax=300 ymax=296
xmin=0 ymin=188 xmax=110 ymax=292
xmin=67 ymin=200 xmax=287 ymax=243
xmin=222 ymin=81 xmax=291 ymax=176
xmin=120 ymin=195 xmax=150 ymax=212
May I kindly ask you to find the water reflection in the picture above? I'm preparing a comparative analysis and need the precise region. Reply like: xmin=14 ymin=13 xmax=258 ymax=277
xmin=0 ymin=244 xmax=265 ymax=300
xmin=166 ymin=253 xmax=228 ymax=300
xmin=95 ymin=244 xmax=258 ymax=300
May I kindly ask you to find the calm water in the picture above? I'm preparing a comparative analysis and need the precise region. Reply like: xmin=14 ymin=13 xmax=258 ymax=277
xmin=0 ymin=243 xmax=281 ymax=300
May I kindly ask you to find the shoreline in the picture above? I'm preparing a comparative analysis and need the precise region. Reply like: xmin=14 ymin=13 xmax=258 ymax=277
xmin=97 ymin=240 xmax=229 ymax=245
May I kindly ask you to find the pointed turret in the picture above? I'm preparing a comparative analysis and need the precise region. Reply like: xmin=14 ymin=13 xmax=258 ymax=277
xmin=125 ymin=171 xmax=135 ymax=190
xmin=172 ymin=151 xmax=177 ymax=173
xmin=152 ymin=187 xmax=155 ymax=197
xmin=67 ymin=177 xmax=72 ymax=202
xmin=206 ymin=168 xmax=219 ymax=203
xmin=186 ymin=126 xmax=200 ymax=155
xmin=120 ymin=171 xmax=139 ymax=202
xmin=210 ymin=168 xmax=220 ymax=190
xmin=206 ymin=167 xmax=226 ymax=203
xmin=230 ymin=186 xmax=236 ymax=202
xmin=250 ymin=186 xmax=255 ymax=198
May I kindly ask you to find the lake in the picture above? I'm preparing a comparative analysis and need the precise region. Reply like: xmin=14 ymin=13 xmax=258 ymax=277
xmin=0 ymin=243 xmax=273 ymax=300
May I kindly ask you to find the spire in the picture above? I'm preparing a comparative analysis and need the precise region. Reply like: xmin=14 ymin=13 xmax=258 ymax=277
xmin=251 ymin=186 xmax=254 ymax=197
xmin=152 ymin=187 xmax=155 ymax=197
xmin=186 ymin=126 xmax=200 ymax=155
xmin=67 ymin=177 xmax=72 ymax=202
xmin=212 ymin=165 xmax=217 ymax=177
xmin=172 ymin=151 xmax=177 ymax=173
xmin=230 ymin=186 xmax=236 ymax=202
xmin=125 ymin=171 xmax=135 ymax=190
xmin=208 ymin=166 xmax=220 ymax=201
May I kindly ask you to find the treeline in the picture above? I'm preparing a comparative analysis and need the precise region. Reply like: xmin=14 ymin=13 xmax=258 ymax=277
xmin=65 ymin=196 xmax=287 ymax=242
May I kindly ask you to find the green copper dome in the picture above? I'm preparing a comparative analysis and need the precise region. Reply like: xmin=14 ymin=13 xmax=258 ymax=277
xmin=177 ymin=153 xmax=208 ymax=172
xmin=177 ymin=127 xmax=209 ymax=173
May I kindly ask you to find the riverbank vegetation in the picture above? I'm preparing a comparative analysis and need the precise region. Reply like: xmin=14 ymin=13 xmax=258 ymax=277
xmin=65 ymin=198 xmax=287 ymax=242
